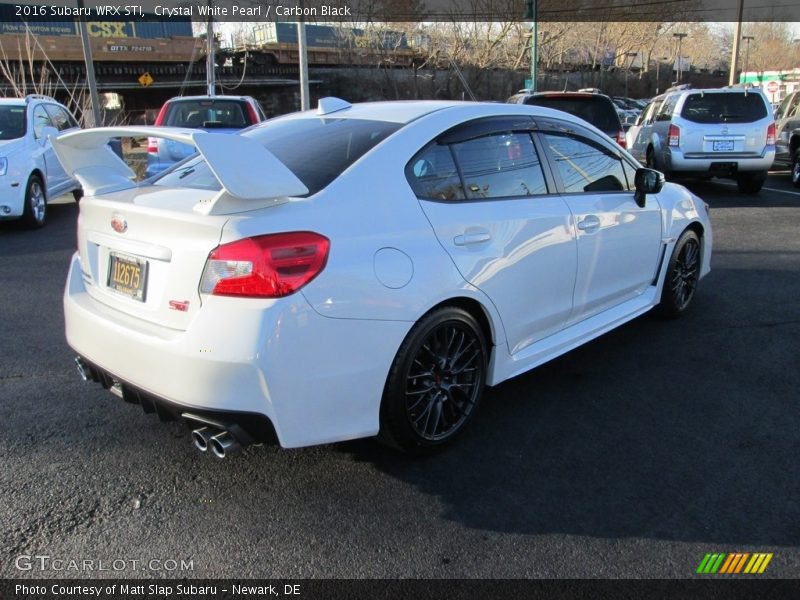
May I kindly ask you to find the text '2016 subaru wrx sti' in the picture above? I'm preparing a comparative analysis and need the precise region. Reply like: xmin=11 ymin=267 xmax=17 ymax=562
xmin=54 ymin=98 xmax=712 ymax=457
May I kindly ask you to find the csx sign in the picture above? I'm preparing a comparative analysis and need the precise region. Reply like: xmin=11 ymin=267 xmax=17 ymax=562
xmin=87 ymin=22 xmax=134 ymax=38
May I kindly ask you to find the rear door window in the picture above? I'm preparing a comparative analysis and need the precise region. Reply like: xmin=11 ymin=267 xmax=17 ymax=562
xmin=680 ymin=92 xmax=768 ymax=123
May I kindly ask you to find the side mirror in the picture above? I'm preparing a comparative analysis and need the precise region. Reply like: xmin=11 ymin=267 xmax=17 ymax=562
xmin=39 ymin=125 xmax=59 ymax=144
xmin=633 ymin=167 xmax=664 ymax=208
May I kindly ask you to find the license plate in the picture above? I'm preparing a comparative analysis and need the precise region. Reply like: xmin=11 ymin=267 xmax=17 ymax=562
xmin=712 ymin=139 xmax=734 ymax=152
xmin=107 ymin=252 xmax=147 ymax=302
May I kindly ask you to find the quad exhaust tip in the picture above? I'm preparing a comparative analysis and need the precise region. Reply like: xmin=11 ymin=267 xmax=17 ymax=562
xmin=210 ymin=431 xmax=242 ymax=459
xmin=191 ymin=427 xmax=242 ymax=458
xmin=192 ymin=427 xmax=215 ymax=452
xmin=74 ymin=356 xmax=93 ymax=382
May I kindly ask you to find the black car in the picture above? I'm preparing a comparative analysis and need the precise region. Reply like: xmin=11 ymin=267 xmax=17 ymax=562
xmin=508 ymin=91 xmax=627 ymax=148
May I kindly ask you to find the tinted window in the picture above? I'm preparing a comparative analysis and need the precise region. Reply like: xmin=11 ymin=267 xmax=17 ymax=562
xmin=0 ymin=105 xmax=26 ymax=140
xmin=542 ymin=133 xmax=626 ymax=193
xmin=164 ymin=99 xmax=250 ymax=129
xmin=524 ymin=96 xmax=621 ymax=133
xmin=154 ymin=157 xmax=221 ymax=191
xmin=452 ymin=132 xmax=547 ymax=199
xmin=406 ymin=143 xmax=465 ymax=201
xmin=680 ymin=92 xmax=768 ymax=123
xmin=32 ymin=105 xmax=52 ymax=139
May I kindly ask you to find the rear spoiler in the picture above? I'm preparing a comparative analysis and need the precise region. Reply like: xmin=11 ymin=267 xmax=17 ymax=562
xmin=50 ymin=127 xmax=309 ymax=215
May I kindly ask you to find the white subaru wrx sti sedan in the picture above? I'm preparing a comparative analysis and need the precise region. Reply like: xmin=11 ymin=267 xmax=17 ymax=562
xmin=55 ymin=99 xmax=712 ymax=457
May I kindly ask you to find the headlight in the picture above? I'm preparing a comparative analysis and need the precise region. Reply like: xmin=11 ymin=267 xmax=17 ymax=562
xmin=0 ymin=158 xmax=7 ymax=176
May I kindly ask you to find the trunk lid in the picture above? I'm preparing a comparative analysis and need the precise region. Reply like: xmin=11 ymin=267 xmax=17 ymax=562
xmin=77 ymin=186 xmax=229 ymax=331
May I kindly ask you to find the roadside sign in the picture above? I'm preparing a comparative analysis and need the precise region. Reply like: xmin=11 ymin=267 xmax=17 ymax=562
xmin=766 ymin=81 xmax=779 ymax=94
xmin=138 ymin=72 xmax=154 ymax=87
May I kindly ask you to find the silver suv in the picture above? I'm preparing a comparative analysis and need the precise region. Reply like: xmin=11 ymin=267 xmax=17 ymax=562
xmin=772 ymin=90 xmax=800 ymax=187
xmin=626 ymin=86 xmax=775 ymax=193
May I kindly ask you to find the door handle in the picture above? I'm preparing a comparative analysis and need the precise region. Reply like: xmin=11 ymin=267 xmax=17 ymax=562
xmin=454 ymin=229 xmax=491 ymax=246
xmin=577 ymin=215 xmax=601 ymax=232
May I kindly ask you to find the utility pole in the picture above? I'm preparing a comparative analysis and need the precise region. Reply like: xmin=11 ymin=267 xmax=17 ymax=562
xmin=742 ymin=35 xmax=754 ymax=81
xmin=206 ymin=17 xmax=215 ymax=96
xmin=729 ymin=0 xmax=744 ymax=86
xmin=76 ymin=0 xmax=101 ymax=127
xmin=297 ymin=21 xmax=310 ymax=110
xmin=525 ymin=0 xmax=538 ymax=91
xmin=673 ymin=32 xmax=687 ymax=84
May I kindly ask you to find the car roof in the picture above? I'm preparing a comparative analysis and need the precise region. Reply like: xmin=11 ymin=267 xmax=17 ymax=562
xmin=166 ymin=95 xmax=254 ymax=102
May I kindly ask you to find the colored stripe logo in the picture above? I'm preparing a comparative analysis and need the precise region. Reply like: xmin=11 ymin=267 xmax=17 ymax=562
xmin=697 ymin=552 xmax=773 ymax=574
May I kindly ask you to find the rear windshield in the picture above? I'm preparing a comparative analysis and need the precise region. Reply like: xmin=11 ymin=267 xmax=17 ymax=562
xmin=524 ymin=96 xmax=621 ymax=133
xmin=155 ymin=117 xmax=401 ymax=196
xmin=0 ymin=105 xmax=27 ymax=140
xmin=163 ymin=100 xmax=252 ymax=129
xmin=680 ymin=93 xmax=768 ymax=123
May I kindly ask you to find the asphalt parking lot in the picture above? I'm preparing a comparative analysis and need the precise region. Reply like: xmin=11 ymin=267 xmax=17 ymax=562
xmin=1 ymin=173 xmax=798 ymax=579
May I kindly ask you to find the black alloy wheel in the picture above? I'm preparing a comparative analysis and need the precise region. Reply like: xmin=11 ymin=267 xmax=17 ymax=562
xmin=379 ymin=307 xmax=487 ymax=454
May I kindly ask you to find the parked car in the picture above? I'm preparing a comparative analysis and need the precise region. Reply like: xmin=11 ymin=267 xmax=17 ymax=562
xmin=771 ymin=90 xmax=800 ymax=187
xmin=508 ymin=90 xmax=627 ymax=147
xmin=0 ymin=94 xmax=81 ymax=227
xmin=145 ymin=95 xmax=267 ymax=178
xmin=626 ymin=85 xmax=775 ymax=193
xmin=53 ymin=99 xmax=712 ymax=457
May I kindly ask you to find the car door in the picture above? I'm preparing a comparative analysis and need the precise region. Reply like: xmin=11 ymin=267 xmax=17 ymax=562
xmin=29 ymin=104 xmax=63 ymax=194
xmin=43 ymin=104 xmax=79 ymax=192
xmin=537 ymin=125 xmax=663 ymax=324
xmin=627 ymin=100 xmax=659 ymax=162
xmin=410 ymin=118 xmax=577 ymax=356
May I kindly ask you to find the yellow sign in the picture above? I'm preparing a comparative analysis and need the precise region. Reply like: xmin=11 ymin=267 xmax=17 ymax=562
xmin=138 ymin=72 xmax=153 ymax=87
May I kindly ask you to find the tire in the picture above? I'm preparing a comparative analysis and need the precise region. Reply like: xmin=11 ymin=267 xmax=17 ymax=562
xmin=645 ymin=147 xmax=655 ymax=169
xmin=791 ymin=149 xmax=800 ymax=188
xmin=736 ymin=171 xmax=766 ymax=194
xmin=21 ymin=174 xmax=46 ymax=229
xmin=656 ymin=229 xmax=701 ymax=319
xmin=379 ymin=307 xmax=487 ymax=455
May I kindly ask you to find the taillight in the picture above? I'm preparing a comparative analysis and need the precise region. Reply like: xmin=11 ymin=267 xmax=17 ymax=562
xmin=200 ymin=232 xmax=329 ymax=298
xmin=245 ymin=102 xmax=260 ymax=125
xmin=616 ymin=130 xmax=627 ymax=148
xmin=766 ymin=122 xmax=776 ymax=145
xmin=153 ymin=103 xmax=168 ymax=126
xmin=668 ymin=124 xmax=681 ymax=147
xmin=148 ymin=103 xmax=169 ymax=154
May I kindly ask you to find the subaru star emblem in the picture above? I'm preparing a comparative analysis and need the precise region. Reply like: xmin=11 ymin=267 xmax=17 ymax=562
xmin=110 ymin=214 xmax=127 ymax=233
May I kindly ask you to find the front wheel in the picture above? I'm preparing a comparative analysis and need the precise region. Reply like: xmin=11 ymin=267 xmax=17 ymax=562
xmin=656 ymin=230 xmax=701 ymax=319
xmin=21 ymin=174 xmax=46 ymax=228
xmin=791 ymin=150 xmax=800 ymax=188
xmin=379 ymin=307 xmax=487 ymax=454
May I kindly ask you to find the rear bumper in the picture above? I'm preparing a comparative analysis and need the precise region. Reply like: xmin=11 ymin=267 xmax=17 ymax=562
xmin=64 ymin=253 xmax=411 ymax=448
xmin=666 ymin=147 xmax=775 ymax=174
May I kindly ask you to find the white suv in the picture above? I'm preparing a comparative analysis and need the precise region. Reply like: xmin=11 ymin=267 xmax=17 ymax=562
xmin=627 ymin=86 xmax=775 ymax=193
xmin=0 ymin=95 xmax=82 ymax=227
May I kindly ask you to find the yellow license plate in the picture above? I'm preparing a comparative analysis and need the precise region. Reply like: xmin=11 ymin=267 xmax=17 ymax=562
xmin=107 ymin=252 xmax=147 ymax=302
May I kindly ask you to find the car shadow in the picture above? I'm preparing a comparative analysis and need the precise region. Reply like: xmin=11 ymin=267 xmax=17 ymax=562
xmin=678 ymin=174 xmax=798 ymax=209
xmin=335 ymin=267 xmax=800 ymax=546
xmin=0 ymin=201 xmax=78 ymax=256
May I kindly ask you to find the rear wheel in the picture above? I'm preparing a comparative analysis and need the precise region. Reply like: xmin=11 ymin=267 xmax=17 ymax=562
xmin=379 ymin=307 xmax=487 ymax=455
xmin=791 ymin=149 xmax=800 ymax=188
xmin=656 ymin=229 xmax=701 ymax=319
xmin=736 ymin=171 xmax=766 ymax=194
xmin=21 ymin=174 xmax=46 ymax=229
